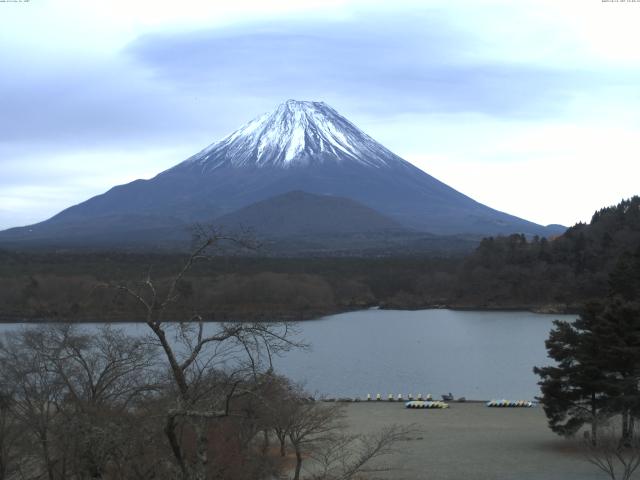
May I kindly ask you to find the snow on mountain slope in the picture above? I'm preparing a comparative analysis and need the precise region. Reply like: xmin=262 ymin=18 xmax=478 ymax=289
xmin=178 ymin=100 xmax=409 ymax=171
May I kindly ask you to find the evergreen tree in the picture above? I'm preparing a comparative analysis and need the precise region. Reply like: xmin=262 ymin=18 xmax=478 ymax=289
xmin=535 ymin=246 xmax=640 ymax=444
xmin=598 ymin=252 xmax=640 ymax=444
xmin=609 ymin=248 xmax=640 ymax=302
xmin=593 ymin=299 xmax=640 ymax=444
xmin=534 ymin=307 xmax=611 ymax=443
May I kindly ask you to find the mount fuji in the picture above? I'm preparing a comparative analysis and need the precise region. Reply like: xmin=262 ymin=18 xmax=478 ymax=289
xmin=0 ymin=100 xmax=563 ymax=251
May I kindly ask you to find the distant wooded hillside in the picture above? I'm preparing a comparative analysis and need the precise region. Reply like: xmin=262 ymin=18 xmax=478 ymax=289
xmin=1 ymin=197 xmax=638 ymax=321
xmin=444 ymin=196 xmax=640 ymax=310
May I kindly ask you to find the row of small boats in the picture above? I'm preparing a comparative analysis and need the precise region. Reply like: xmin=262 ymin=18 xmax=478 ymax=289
xmin=486 ymin=400 xmax=535 ymax=408
xmin=405 ymin=399 xmax=536 ymax=409
xmin=367 ymin=394 xmax=434 ymax=401
xmin=405 ymin=401 xmax=449 ymax=409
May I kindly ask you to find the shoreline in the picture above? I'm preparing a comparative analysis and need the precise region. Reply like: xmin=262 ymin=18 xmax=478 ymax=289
xmin=380 ymin=303 xmax=580 ymax=315
xmin=0 ymin=303 xmax=579 ymax=324
xmin=321 ymin=398 xmax=493 ymax=403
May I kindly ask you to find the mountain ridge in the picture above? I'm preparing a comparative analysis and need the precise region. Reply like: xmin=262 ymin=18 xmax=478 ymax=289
xmin=0 ymin=99 xmax=565 ymax=250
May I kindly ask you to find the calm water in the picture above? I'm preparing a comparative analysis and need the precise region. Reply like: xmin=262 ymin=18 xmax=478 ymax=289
xmin=0 ymin=309 xmax=574 ymax=400
xmin=272 ymin=309 xmax=574 ymax=400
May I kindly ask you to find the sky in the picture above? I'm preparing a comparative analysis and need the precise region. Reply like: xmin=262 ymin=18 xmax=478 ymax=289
xmin=1 ymin=0 xmax=639 ymax=229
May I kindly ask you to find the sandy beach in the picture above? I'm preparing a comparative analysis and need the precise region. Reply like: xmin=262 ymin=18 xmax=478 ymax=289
xmin=338 ymin=402 xmax=609 ymax=480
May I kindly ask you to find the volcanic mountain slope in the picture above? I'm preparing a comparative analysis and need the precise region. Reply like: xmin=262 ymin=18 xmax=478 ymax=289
xmin=215 ymin=191 xmax=404 ymax=237
xmin=0 ymin=100 xmax=564 ymax=249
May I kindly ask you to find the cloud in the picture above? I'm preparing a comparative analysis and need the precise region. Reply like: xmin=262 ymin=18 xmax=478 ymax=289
xmin=125 ymin=12 xmax=595 ymax=120
xmin=0 ymin=55 xmax=209 ymax=148
xmin=2 ymin=2 xmax=637 ymax=157
xmin=405 ymin=119 xmax=640 ymax=227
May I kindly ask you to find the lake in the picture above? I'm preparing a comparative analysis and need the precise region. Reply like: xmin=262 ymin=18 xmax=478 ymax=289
xmin=0 ymin=309 xmax=574 ymax=401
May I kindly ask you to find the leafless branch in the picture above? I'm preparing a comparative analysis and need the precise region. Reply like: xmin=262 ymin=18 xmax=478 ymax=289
xmin=583 ymin=424 xmax=640 ymax=480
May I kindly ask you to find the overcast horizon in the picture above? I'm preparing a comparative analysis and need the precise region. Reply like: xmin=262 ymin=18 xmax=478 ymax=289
xmin=2 ymin=0 xmax=640 ymax=230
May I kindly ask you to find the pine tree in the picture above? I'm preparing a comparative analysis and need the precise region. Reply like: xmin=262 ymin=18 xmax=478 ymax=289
xmin=534 ymin=307 xmax=611 ymax=443
xmin=535 ymin=247 xmax=640 ymax=444
xmin=584 ymin=301 xmax=640 ymax=444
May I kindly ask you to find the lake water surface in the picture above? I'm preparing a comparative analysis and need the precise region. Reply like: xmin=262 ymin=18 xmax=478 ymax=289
xmin=0 ymin=309 xmax=575 ymax=400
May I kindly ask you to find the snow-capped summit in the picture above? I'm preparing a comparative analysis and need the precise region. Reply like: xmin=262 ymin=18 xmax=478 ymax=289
xmin=179 ymin=99 xmax=408 ymax=171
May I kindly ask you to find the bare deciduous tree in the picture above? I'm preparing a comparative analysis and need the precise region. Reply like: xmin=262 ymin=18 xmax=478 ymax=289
xmin=43 ymin=325 xmax=158 ymax=479
xmin=288 ymin=402 xmax=346 ymax=480
xmin=255 ymin=372 xmax=300 ymax=458
xmin=583 ymin=424 xmax=640 ymax=480
xmin=0 ymin=329 xmax=67 ymax=480
xmin=113 ymin=228 xmax=303 ymax=480
xmin=310 ymin=424 xmax=417 ymax=480
xmin=0 ymin=387 xmax=23 ymax=480
xmin=0 ymin=325 xmax=162 ymax=480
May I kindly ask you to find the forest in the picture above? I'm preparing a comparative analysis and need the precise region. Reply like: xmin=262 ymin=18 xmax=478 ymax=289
xmin=0 ymin=196 xmax=639 ymax=322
